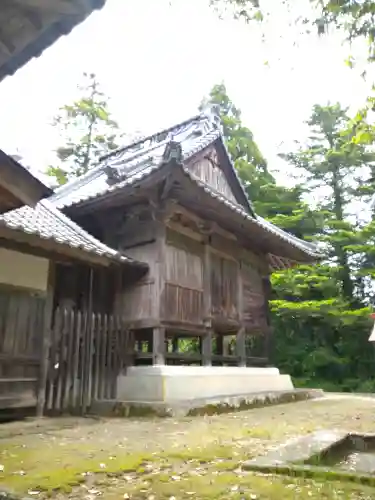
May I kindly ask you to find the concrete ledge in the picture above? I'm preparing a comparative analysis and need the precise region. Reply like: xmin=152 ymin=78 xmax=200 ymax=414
xmin=90 ymin=388 xmax=325 ymax=418
xmin=117 ymin=365 xmax=295 ymax=402
xmin=242 ymin=429 xmax=375 ymax=486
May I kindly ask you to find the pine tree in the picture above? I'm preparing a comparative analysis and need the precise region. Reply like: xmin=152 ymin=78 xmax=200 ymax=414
xmin=47 ymin=72 xmax=121 ymax=186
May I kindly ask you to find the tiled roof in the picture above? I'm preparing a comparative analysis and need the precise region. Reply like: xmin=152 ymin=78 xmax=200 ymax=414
xmin=49 ymin=108 xmax=321 ymax=259
xmin=179 ymin=167 xmax=320 ymax=258
xmin=51 ymin=113 xmax=226 ymax=209
xmin=0 ymin=0 xmax=106 ymax=82
xmin=0 ymin=199 xmax=146 ymax=267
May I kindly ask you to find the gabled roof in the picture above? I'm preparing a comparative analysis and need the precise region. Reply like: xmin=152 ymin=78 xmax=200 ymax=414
xmin=50 ymin=109 xmax=321 ymax=261
xmin=0 ymin=198 xmax=147 ymax=268
xmin=51 ymin=109 xmax=253 ymax=213
xmin=0 ymin=0 xmax=106 ymax=82
xmin=0 ymin=150 xmax=52 ymax=214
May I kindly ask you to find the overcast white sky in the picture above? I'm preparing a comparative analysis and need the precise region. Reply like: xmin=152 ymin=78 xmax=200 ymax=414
xmin=0 ymin=0 xmax=372 ymax=186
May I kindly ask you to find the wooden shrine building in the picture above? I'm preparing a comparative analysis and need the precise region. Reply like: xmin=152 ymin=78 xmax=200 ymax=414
xmin=50 ymin=108 xmax=320 ymax=375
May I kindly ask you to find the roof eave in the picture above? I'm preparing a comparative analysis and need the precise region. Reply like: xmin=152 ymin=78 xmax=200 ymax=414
xmin=0 ymin=0 xmax=106 ymax=82
xmin=0 ymin=222 xmax=148 ymax=269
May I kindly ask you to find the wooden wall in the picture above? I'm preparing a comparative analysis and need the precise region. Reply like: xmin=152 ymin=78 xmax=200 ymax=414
xmin=0 ymin=285 xmax=45 ymax=409
xmin=189 ymin=150 xmax=238 ymax=205
xmin=95 ymin=202 xmax=269 ymax=333
xmin=119 ymin=242 xmax=158 ymax=321
xmin=163 ymin=229 xmax=204 ymax=324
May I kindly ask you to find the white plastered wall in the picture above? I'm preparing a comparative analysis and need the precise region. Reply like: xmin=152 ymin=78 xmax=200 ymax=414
xmin=0 ymin=248 xmax=49 ymax=291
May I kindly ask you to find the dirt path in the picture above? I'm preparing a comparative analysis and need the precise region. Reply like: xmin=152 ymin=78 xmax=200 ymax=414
xmin=1 ymin=396 xmax=375 ymax=499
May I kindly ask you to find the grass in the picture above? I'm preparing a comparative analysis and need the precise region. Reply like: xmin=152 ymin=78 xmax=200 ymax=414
xmin=1 ymin=395 xmax=375 ymax=498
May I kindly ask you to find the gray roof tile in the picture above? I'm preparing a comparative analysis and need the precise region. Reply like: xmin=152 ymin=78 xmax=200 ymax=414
xmin=0 ymin=199 xmax=145 ymax=267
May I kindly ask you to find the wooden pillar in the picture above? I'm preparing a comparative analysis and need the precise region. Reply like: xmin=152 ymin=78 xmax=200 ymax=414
xmin=153 ymin=327 xmax=165 ymax=365
xmin=236 ymin=328 xmax=246 ymax=367
xmin=172 ymin=337 xmax=179 ymax=353
xmin=202 ymin=331 xmax=213 ymax=366
xmin=236 ymin=259 xmax=246 ymax=366
xmin=262 ymin=276 xmax=273 ymax=365
xmin=202 ymin=231 xmax=213 ymax=366
xmin=215 ymin=333 xmax=223 ymax=365
xmin=152 ymin=203 xmax=167 ymax=323
xmin=36 ymin=261 xmax=55 ymax=417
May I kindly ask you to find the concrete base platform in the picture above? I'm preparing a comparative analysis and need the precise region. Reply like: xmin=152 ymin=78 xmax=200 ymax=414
xmin=89 ymin=365 xmax=324 ymax=418
xmin=116 ymin=365 xmax=295 ymax=403
xmin=91 ymin=388 xmax=325 ymax=418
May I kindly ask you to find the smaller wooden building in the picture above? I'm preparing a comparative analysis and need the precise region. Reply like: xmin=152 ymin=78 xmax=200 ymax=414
xmin=0 ymin=196 xmax=147 ymax=413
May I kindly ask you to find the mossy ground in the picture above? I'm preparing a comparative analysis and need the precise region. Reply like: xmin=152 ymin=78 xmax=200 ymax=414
xmin=1 ymin=395 xmax=375 ymax=499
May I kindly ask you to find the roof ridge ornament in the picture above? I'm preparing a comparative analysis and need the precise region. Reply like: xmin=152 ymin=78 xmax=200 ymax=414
xmin=162 ymin=140 xmax=183 ymax=164
xmin=201 ymin=103 xmax=223 ymax=133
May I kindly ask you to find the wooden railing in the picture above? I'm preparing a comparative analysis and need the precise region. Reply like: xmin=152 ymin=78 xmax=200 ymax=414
xmin=45 ymin=308 xmax=133 ymax=414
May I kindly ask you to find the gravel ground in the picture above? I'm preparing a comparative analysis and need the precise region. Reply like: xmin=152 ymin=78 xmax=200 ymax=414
xmin=1 ymin=395 xmax=375 ymax=499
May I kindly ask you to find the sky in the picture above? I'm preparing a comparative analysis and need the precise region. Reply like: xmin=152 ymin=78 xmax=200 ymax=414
xmin=0 ymin=0 xmax=373 ymax=187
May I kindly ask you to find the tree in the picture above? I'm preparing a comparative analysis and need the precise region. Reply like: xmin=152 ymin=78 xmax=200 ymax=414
xmin=203 ymin=85 xmax=375 ymax=391
xmin=47 ymin=72 xmax=121 ymax=186
xmin=273 ymin=102 xmax=375 ymax=391
xmin=201 ymin=83 xmax=320 ymax=240
xmin=281 ymin=103 xmax=375 ymax=302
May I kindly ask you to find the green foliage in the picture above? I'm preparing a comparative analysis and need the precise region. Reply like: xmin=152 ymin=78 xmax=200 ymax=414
xmin=204 ymin=84 xmax=375 ymax=392
xmin=46 ymin=72 xmax=121 ymax=186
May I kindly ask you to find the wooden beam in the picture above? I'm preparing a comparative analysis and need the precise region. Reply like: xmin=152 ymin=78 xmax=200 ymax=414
xmin=14 ymin=0 xmax=80 ymax=15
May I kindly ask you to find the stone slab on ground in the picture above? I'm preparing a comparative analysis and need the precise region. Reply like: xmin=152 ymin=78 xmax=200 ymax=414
xmin=90 ymin=388 xmax=324 ymax=417
xmin=243 ymin=428 xmax=375 ymax=484
xmin=244 ymin=429 xmax=348 ymax=467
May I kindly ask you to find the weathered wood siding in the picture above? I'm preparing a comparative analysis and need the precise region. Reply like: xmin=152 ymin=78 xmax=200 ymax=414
xmin=0 ymin=286 xmax=45 ymax=409
xmin=163 ymin=229 xmax=204 ymax=323
xmin=118 ymin=242 xmax=158 ymax=321
xmin=190 ymin=155 xmax=238 ymax=204
xmin=210 ymin=252 xmax=238 ymax=320
xmin=241 ymin=262 xmax=267 ymax=331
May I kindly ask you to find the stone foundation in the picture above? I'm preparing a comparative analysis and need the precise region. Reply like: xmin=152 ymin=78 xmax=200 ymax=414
xmin=116 ymin=365 xmax=294 ymax=403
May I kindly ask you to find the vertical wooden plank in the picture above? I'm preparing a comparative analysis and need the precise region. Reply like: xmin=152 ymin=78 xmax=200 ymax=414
xmin=51 ymin=309 xmax=62 ymax=411
xmin=70 ymin=310 xmax=81 ymax=410
xmin=82 ymin=312 xmax=95 ymax=413
xmin=236 ymin=260 xmax=246 ymax=367
xmin=111 ymin=315 xmax=120 ymax=399
xmin=92 ymin=313 xmax=102 ymax=401
xmin=36 ymin=262 xmax=55 ymax=416
xmin=55 ymin=307 xmax=67 ymax=412
xmin=79 ymin=311 xmax=87 ymax=409
xmin=98 ymin=314 xmax=108 ymax=400
xmin=45 ymin=307 xmax=57 ymax=411
xmin=62 ymin=309 xmax=75 ymax=410
xmin=105 ymin=314 xmax=114 ymax=399
xmin=59 ymin=309 xmax=70 ymax=411
xmin=82 ymin=267 xmax=94 ymax=415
